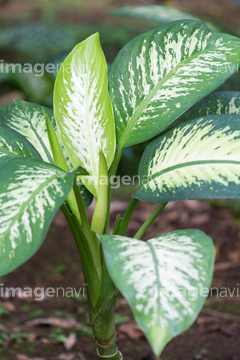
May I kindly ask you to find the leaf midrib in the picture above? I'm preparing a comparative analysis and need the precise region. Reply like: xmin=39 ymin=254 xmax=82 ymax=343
xmin=3 ymin=168 xmax=67 ymax=244
xmin=85 ymin=64 xmax=97 ymax=195
xmin=0 ymin=147 xmax=22 ymax=158
xmin=143 ymin=159 xmax=240 ymax=184
xmin=118 ymin=43 xmax=231 ymax=148
xmin=11 ymin=106 xmax=53 ymax=163
xmin=147 ymin=241 xmax=162 ymax=326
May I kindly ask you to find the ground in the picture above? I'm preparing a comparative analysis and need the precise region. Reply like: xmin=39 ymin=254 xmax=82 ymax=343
xmin=0 ymin=198 xmax=240 ymax=360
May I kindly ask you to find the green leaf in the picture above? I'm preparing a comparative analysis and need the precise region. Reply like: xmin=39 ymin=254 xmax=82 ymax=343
xmin=108 ymin=20 xmax=240 ymax=148
xmin=0 ymin=100 xmax=93 ymax=207
xmin=112 ymin=5 xmax=199 ymax=22
xmin=133 ymin=114 xmax=240 ymax=203
xmin=99 ymin=230 xmax=214 ymax=356
xmin=0 ymin=158 xmax=75 ymax=276
xmin=111 ymin=5 xmax=226 ymax=32
xmin=176 ymin=90 xmax=240 ymax=123
xmin=54 ymin=33 xmax=116 ymax=197
xmin=0 ymin=124 xmax=41 ymax=167
xmin=0 ymin=100 xmax=54 ymax=163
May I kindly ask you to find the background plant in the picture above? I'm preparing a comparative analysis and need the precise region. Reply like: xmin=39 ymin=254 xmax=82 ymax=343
xmin=0 ymin=20 xmax=240 ymax=359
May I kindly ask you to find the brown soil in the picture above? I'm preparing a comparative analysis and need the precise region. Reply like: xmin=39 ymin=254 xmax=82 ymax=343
xmin=0 ymin=199 xmax=240 ymax=360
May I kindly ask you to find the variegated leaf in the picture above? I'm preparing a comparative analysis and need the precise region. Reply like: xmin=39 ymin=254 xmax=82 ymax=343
xmin=0 ymin=100 xmax=93 ymax=207
xmin=99 ymin=230 xmax=214 ymax=356
xmin=109 ymin=20 xmax=240 ymax=148
xmin=174 ymin=90 xmax=240 ymax=216
xmin=0 ymin=124 xmax=41 ymax=167
xmin=0 ymin=100 xmax=54 ymax=163
xmin=0 ymin=158 xmax=75 ymax=276
xmin=176 ymin=90 xmax=240 ymax=124
xmin=133 ymin=114 xmax=240 ymax=203
xmin=54 ymin=33 xmax=116 ymax=197
xmin=112 ymin=5 xmax=198 ymax=22
xmin=111 ymin=5 xmax=226 ymax=32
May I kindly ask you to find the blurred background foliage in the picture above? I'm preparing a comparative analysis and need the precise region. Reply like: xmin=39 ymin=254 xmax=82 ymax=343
xmin=0 ymin=0 xmax=239 ymax=105
xmin=0 ymin=0 xmax=240 ymax=201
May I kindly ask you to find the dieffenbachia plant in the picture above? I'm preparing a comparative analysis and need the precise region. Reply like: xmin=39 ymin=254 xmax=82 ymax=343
xmin=0 ymin=20 xmax=240 ymax=358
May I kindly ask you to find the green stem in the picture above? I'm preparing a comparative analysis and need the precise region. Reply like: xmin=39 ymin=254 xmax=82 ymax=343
xmin=116 ymin=198 xmax=139 ymax=236
xmin=105 ymin=146 xmax=124 ymax=234
xmin=92 ymin=151 xmax=109 ymax=234
xmin=60 ymin=204 xmax=79 ymax=239
xmin=89 ymin=255 xmax=122 ymax=360
xmin=134 ymin=202 xmax=168 ymax=240
xmin=61 ymin=204 xmax=102 ymax=307
xmin=73 ymin=178 xmax=91 ymax=237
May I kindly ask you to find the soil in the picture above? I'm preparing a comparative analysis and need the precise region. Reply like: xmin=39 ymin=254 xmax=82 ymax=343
xmin=0 ymin=198 xmax=240 ymax=360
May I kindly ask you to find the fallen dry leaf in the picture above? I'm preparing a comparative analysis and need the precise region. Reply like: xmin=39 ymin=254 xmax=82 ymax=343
xmin=118 ymin=321 xmax=144 ymax=340
xmin=214 ymin=261 xmax=238 ymax=271
xmin=165 ymin=210 xmax=180 ymax=223
xmin=17 ymin=355 xmax=46 ymax=360
xmin=40 ymin=337 xmax=50 ymax=344
xmin=190 ymin=214 xmax=210 ymax=226
xmin=3 ymin=300 xmax=16 ymax=312
xmin=57 ymin=354 xmax=77 ymax=360
xmin=27 ymin=332 xmax=38 ymax=341
xmin=26 ymin=317 xmax=81 ymax=329
xmin=64 ymin=332 xmax=77 ymax=351
xmin=0 ymin=91 xmax=25 ymax=107
xmin=220 ymin=326 xmax=236 ymax=337
xmin=228 ymin=250 xmax=240 ymax=264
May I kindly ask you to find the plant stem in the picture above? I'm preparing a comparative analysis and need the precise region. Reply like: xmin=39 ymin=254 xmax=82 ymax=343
xmin=89 ymin=257 xmax=122 ymax=360
xmin=60 ymin=204 xmax=79 ymax=238
xmin=116 ymin=198 xmax=139 ymax=236
xmin=73 ymin=177 xmax=91 ymax=237
xmin=134 ymin=202 xmax=168 ymax=240
xmin=61 ymin=204 xmax=102 ymax=307
xmin=105 ymin=146 xmax=124 ymax=234
xmin=92 ymin=151 xmax=109 ymax=234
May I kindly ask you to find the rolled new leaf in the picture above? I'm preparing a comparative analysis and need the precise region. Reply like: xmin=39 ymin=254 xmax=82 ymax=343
xmin=54 ymin=33 xmax=116 ymax=197
xmin=99 ymin=230 xmax=215 ymax=356
xmin=109 ymin=20 xmax=240 ymax=148
xmin=0 ymin=158 xmax=76 ymax=276
xmin=133 ymin=114 xmax=240 ymax=203
xmin=45 ymin=111 xmax=81 ymax=223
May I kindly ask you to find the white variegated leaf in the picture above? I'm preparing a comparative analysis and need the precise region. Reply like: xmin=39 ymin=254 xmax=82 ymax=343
xmin=175 ymin=90 xmax=240 ymax=124
xmin=99 ymin=230 xmax=214 ymax=356
xmin=112 ymin=5 xmax=199 ymax=22
xmin=112 ymin=5 xmax=226 ymax=32
xmin=0 ymin=100 xmax=54 ymax=163
xmin=0 ymin=158 xmax=75 ymax=276
xmin=0 ymin=124 xmax=41 ymax=167
xmin=0 ymin=100 xmax=93 ymax=207
xmin=133 ymin=114 xmax=240 ymax=203
xmin=54 ymin=33 xmax=116 ymax=197
xmin=109 ymin=20 xmax=240 ymax=148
